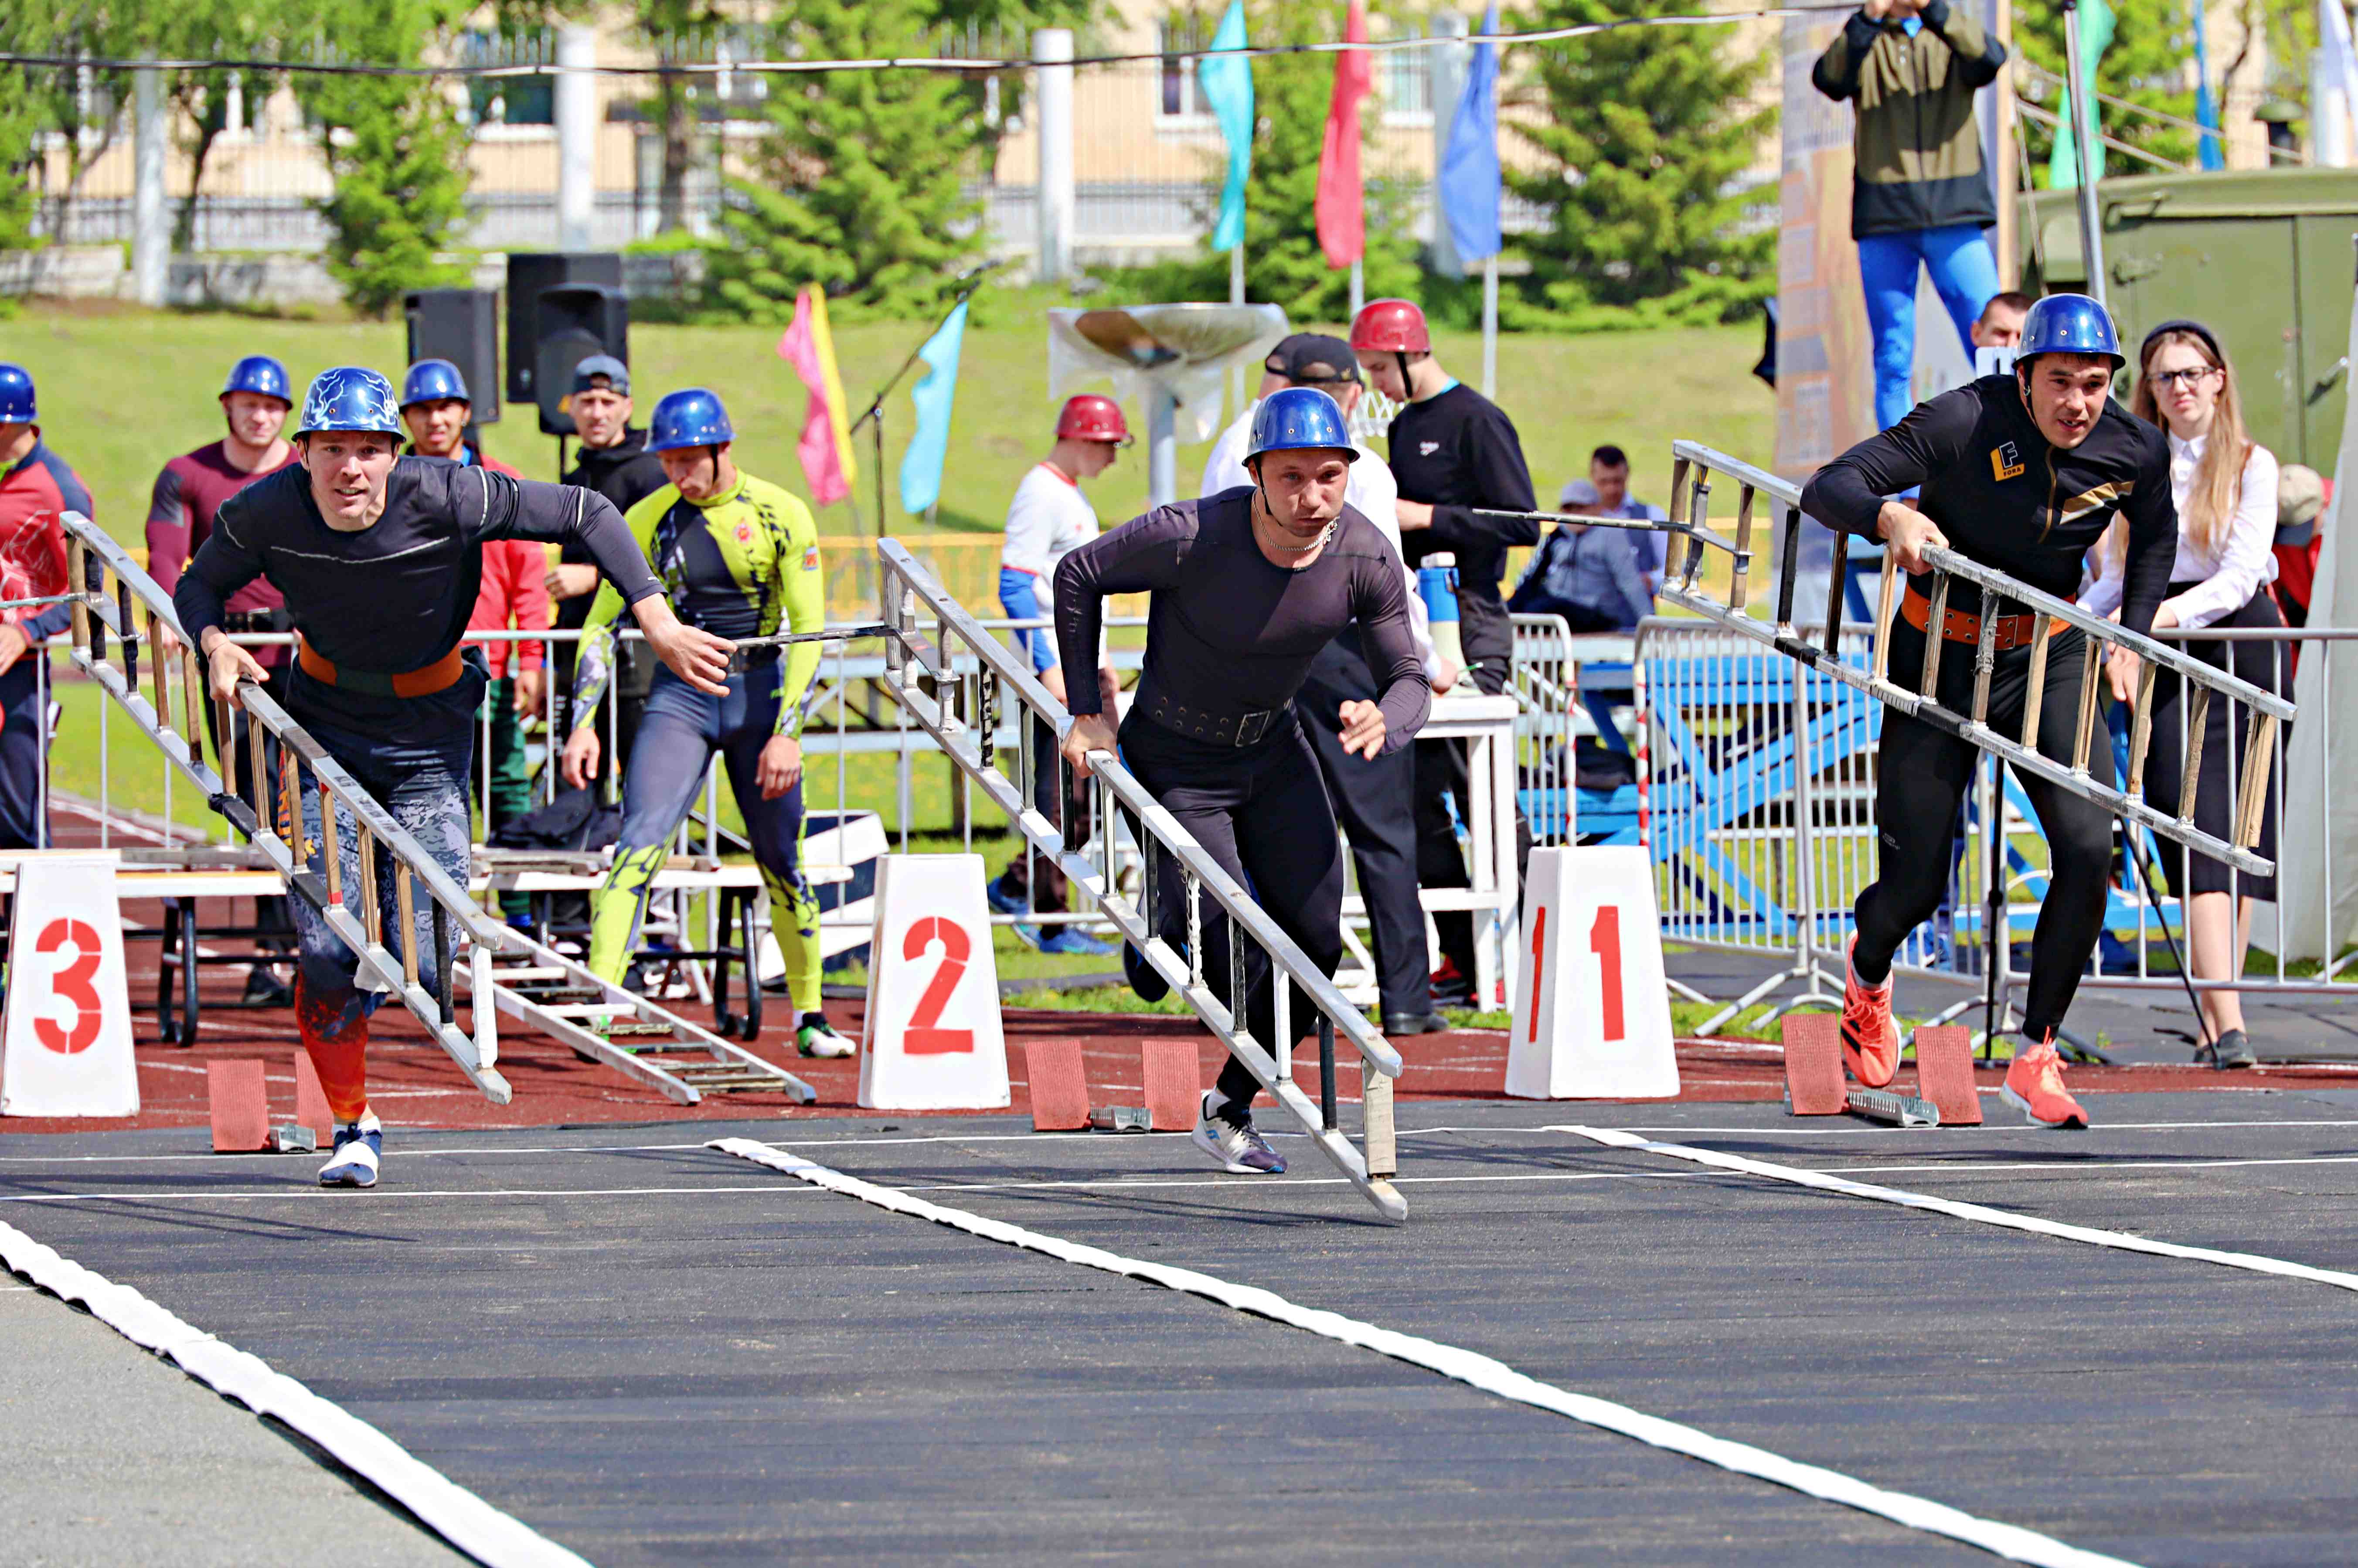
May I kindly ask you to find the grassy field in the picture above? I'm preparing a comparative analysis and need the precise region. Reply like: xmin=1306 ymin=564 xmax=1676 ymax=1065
xmin=13 ymin=294 xmax=1774 ymax=552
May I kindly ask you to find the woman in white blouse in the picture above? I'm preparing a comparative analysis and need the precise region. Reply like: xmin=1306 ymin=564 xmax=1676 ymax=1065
xmin=2084 ymin=318 xmax=2282 ymax=1068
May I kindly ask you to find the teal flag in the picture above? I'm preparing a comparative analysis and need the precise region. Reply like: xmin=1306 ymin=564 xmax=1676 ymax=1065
xmin=1198 ymin=0 xmax=1253 ymax=252
xmin=2049 ymin=0 xmax=2115 ymax=188
xmin=896 ymin=299 xmax=968 ymax=517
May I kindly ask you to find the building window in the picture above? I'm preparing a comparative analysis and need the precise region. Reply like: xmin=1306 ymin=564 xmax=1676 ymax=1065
xmin=1378 ymin=18 xmax=1431 ymax=120
xmin=1157 ymin=14 xmax=1215 ymax=119
xmin=462 ymin=28 xmax=555 ymax=126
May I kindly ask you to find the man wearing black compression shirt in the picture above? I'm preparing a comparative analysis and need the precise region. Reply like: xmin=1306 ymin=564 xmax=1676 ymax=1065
xmin=1056 ymin=388 xmax=1428 ymax=1176
xmin=1801 ymin=294 xmax=2173 ymax=1129
xmin=177 ymin=367 xmax=730 ymax=1189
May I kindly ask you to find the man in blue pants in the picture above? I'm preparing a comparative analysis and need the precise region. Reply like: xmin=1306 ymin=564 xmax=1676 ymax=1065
xmin=1813 ymin=0 xmax=2007 ymax=432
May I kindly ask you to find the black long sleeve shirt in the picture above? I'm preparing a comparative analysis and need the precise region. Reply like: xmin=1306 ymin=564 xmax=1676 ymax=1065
xmin=1801 ymin=374 xmax=2174 ymax=636
xmin=1053 ymin=489 xmax=1429 ymax=755
xmin=177 ymin=458 xmax=661 ymax=736
xmin=1384 ymin=382 xmax=1537 ymax=684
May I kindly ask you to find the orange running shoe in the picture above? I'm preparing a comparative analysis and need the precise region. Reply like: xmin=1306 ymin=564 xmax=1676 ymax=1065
xmin=1840 ymin=934 xmax=1900 ymax=1088
xmin=2002 ymin=1036 xmax=2089 ymax=1129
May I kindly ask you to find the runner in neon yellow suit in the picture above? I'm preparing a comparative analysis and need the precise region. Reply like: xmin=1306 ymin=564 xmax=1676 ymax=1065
xmin=559 ymin=388 xmax=851 ymax=1057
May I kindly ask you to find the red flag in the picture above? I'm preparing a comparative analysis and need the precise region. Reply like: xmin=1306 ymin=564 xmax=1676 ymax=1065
xmin=1314 ymin=0 xmax=1372 ymax=270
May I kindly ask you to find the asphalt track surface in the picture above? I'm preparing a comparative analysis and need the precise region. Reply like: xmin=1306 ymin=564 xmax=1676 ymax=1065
xmin=9 ymin=1090 xmax=2358 ymax=1566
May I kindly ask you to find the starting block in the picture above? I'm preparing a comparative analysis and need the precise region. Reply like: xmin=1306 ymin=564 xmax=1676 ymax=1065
xmin=1023 ymin=1039 xmax=1089 ymax=1132
xmin=1140 ymin=1039 xmax=1199 ymax=1131
xmin=1780 ymin=1014 xmax=1953 ymax=1127
xmin=293 ymin=1053 xmax=335 ymax=1140
xmin=207 ymin=1059 xmax=271 ymax=1152
xmin=1911 ymin=1025 xmax=1983 ymax=1126
xmin=1089 ymin=1105 xmax=1151 ymax=1133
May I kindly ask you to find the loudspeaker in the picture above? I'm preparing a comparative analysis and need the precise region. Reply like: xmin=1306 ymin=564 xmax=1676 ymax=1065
xmin=505 ymin=252 xmax=623 ymax=406
xmin=532 ymin=284 xmax=629 ymax=436
xmin=404 ymin=289 xmax=500 ymax=424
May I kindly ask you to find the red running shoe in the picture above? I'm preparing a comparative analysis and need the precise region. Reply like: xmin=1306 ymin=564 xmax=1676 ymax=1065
xmin=1840 ymin=935 xmax=1900 ymax=1088
xmin=2002 ymin=1036 xmax=2089 ymax=1129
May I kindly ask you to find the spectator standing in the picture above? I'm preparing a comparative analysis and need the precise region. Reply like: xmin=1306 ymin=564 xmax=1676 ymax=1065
xmin=2086 ymin=320 xmax=2283 ymax=1068
xmin=1972 ymin=291 xmax=2032 ymax=357
xmin=990 ymin=395 xmax=1126 ymax=955
xmin=147 ymin=354 xmax=299 ymax=1001
xmin=1351 ymin=298 xmax=1537 ymax=1010
xmin=1812 ymin=0 xmax=2007 ymax=433
xmin=549 ymin=356 xmax=670 ymax=771
xmin=399 ymin=359 xmax=547 ymax=871
xmin=1202 ymin=334 xmax=1453 ymax=1036
xmin=1509 ymin=479 xmax=1654 ymax=633
xmin=0 ymin=363 xmax=94 ymax=850
xmin=2271 ymin=464 xmax=2324 ymax=630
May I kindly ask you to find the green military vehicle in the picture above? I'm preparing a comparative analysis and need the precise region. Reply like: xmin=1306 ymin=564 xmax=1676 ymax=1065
xmin=2020 ymin=167 xmax=2358 ymax=469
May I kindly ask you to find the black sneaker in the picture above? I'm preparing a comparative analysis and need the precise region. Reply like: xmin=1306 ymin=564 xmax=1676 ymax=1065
xmin=242 ymin=967 xmax=292 ymax=1008
xmin=1124 ymin=941 xmax=1171 ymax=1003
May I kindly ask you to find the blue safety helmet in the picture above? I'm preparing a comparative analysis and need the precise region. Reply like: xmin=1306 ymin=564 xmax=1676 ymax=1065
xmin=293 ymin=366 xmax=405 ymax=440
xmin=1243 ymin=386 xmax=1358 ymax=464
xmin=220 ymin=354 xmax=291 ymax=404
xmin=0 ymin=362 xmax=34 ymax=423
xmin=399 ymin=357 xmax=470 ymax=410
xmin=647 ymin=387 xmax=734 ymax=452
xmin=2017 ymin=293 xmax=2123 ymax=368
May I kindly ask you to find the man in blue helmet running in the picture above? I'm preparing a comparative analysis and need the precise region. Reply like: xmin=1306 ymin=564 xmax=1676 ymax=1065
xmin=1802 ymin=293 xmax=2177 ymax=1129
xmin=148 ymin=354 xmax=302 ymax=1004
xmin=176 ymin=367 xmax=730 ymax=1189
xmin=558 ymin=388 xmax=852 ymax=1059
xmin=1055 ymin=387 xmax=1429 ymax=1175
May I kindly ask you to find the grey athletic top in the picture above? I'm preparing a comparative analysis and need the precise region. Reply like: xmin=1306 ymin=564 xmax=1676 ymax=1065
xmin=1052 ymin=487 xmax=1429 ymax=755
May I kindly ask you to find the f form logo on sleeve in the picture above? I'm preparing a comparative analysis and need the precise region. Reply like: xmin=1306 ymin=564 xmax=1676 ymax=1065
xmin=1991 ymin=442 xmax=2025 ymax=482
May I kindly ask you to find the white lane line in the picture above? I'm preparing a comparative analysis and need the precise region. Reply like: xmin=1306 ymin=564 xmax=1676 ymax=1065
xmin=1404 ymin=1118 xmax=2358 ymax=1138
xmin=1555 ymin=1126 xmax=2358 ymax=1293
xmin=0 ymin=1217 xmax=592 ymax=1568
xmin=0 ymin=1184 xmax=830 ymax=1205
xmin=710 ymin=1137 xmax=2134 ymax=1568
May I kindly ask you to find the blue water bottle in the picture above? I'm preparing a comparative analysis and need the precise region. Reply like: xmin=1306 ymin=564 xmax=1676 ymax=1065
xmin=1417 ymin=552 xmax=1464 ymax=670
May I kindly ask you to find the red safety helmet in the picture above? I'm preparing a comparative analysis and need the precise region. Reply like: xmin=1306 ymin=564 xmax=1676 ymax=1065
xmin=1349 ymin=298 xmax=1430 ymax=354
xmin=1055 ymin=394 xmax=1133 ymax=446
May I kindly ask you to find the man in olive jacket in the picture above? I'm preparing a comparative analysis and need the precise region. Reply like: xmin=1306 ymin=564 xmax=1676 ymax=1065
xmin=1813 ymin=0 xmax=2007 ymax=432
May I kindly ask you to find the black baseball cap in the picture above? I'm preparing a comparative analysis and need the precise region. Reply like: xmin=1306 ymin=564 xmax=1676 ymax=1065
xmin=571 ymin=354 xmax=630 ymax=396
xmin=1265 ymin=333 xmax=1361 ymax=385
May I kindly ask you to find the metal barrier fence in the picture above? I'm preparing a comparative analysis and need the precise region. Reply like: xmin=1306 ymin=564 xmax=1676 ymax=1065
xmin=874 ymin=538 xmax=1408 ymax=1224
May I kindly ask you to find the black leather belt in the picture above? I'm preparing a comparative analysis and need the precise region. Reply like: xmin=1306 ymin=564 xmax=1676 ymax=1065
xmin=1142 ymin=688 xmax=1286 ymax=747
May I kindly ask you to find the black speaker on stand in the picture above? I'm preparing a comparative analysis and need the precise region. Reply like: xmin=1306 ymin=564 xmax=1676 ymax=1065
xmin=506 ymin=253 xmax=625 ymax=468
xmin=405 ymin=289 xmax=500 ymax=457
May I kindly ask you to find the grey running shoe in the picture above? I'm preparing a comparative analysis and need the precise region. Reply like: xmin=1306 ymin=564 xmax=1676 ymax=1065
xmin=2209 ymin=1028 xmax=2257 ymax=1069
xmin=1191 ymin=1091 xmax=1285 ymax=1174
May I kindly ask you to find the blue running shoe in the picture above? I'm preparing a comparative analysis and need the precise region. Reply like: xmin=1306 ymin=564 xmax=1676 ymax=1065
xmin=318 ymin=1114 xmax=382 ymax=1188
xmin=1039 ymin=926 xmax=1116 ymax=957
xmin=986 ymin=874 xmax=1027 ymax=917
xmin=1123 ymin=940 xmax=1170 ymax=1003
xmin=1012 ymin=923 xmax=1046 ymax=951
xmin=1191 ymin=1092 xmax=1285 ymax=1174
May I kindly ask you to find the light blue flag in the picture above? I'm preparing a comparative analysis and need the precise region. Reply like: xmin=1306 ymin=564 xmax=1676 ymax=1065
xmin=1198 ymin=0 xmax=1253 ymax=253
xmin=1439 ymin=2 xmax=1502 ymax=262
xmin=2192 ymin=0 xmax=2225 ymax=171
xmin=897 ymin=299 xmax=968 ymax=517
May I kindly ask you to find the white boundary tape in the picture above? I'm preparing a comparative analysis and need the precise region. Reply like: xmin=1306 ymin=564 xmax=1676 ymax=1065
xmin=0 ymin=1217 xmax=594 ymax=1568
xmin=710 ymin=1137 xmax=2137 ymax=1568
xmin=1555 ymin=1125 xmax=2358 ymax=1293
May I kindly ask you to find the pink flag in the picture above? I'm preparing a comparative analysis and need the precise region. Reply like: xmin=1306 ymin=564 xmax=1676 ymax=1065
xmin=776 ymin=287 xmax=856 ymax=507
xmin=1314 ymin=0 xmax=1372 ymax=270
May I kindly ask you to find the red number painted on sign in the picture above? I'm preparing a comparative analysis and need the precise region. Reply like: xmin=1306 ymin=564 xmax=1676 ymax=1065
xmin=1589 ymin=905 xmax=1625 ymax=1042
xmin=901 ymin=917 xmax=975 ymax=1055
xmin=33 ymin=917 xmax=104 ymax=1055
xmin=1526 ymin=906 xmax=1548 ymax=1044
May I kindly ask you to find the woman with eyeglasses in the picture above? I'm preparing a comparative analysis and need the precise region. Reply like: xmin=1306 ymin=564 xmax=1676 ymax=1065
xmin=2082 ymin=319 xmax=2282 ymax=1068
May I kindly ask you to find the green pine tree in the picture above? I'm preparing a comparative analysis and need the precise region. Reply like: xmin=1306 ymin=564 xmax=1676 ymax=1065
xmin=2018 ymin=0 xmax=2198 ymax=178
xmin=702 ymin=0 xmax=984 ymax=323
xmin=1507 ymin=0 xmax=1775 ymax=328
xmin=299 ymin=0 xmax=475 ymax=317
